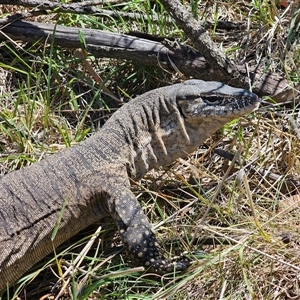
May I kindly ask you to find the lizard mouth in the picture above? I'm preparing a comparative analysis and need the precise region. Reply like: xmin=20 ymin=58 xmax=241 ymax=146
xmin=178 ymin=93 xmax=260 ymax=119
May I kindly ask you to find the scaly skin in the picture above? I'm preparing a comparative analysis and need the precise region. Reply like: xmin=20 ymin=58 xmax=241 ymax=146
xmin=0 ymin=80 xmax=260 ymax=290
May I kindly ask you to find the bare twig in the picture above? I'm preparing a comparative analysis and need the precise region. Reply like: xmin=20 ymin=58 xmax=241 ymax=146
xmin=74 ymin=49 xmax=121 ymax=103
xmin=0 ymin=0 xmax=104 ymax=8
xmin=159 ymin=0 xmax=245 ymax=87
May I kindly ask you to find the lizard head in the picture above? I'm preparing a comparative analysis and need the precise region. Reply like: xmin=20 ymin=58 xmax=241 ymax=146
xmin=176 ymin=79 xmax=260 ymax=124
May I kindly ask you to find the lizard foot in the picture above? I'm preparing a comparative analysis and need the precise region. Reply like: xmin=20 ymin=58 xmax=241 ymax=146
xmin=144 ymin=255 xmax=191 ymax=274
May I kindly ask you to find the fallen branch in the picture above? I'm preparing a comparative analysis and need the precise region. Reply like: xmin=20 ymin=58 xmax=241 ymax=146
xmin=0 ymin=19 xmax=293 ymax=99
xmin=0 ymin=19 xmax=207 ymax=79
xmin=0 ymin=0 xmax=150 ymax=21
xmin=0 ymin=0 xmax=246 ymax=30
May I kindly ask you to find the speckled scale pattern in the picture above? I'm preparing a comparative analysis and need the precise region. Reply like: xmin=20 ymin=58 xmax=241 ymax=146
xmin=0 ymin=80 xmax=259 ymax=290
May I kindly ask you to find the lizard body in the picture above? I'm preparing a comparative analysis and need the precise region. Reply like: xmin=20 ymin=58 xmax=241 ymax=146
xmin=0 ymin=80 xmax=259 ymax=290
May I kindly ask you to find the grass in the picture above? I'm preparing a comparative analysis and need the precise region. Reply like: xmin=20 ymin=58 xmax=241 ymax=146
xmin=0 ymin=0 xmax=300 ymax=299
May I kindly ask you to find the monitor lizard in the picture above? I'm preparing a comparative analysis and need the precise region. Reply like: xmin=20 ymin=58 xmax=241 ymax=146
xmin=0 ymin=79 xmax=260 ymax=290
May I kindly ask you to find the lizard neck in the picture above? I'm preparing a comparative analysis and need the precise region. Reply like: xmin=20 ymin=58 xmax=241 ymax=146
xmin=99 ymin=94 xmax=214 ymax=180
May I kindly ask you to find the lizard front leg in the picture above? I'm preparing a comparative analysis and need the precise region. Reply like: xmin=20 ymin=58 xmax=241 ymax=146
xmin=107 ymin=185 xmax=189 ymax=273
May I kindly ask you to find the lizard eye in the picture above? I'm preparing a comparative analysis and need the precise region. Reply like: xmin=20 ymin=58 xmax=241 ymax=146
xmin=204 ymin=98 xmax=218 ymax=105
xmin=203 ymin=95 xmax=225 ymax=105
